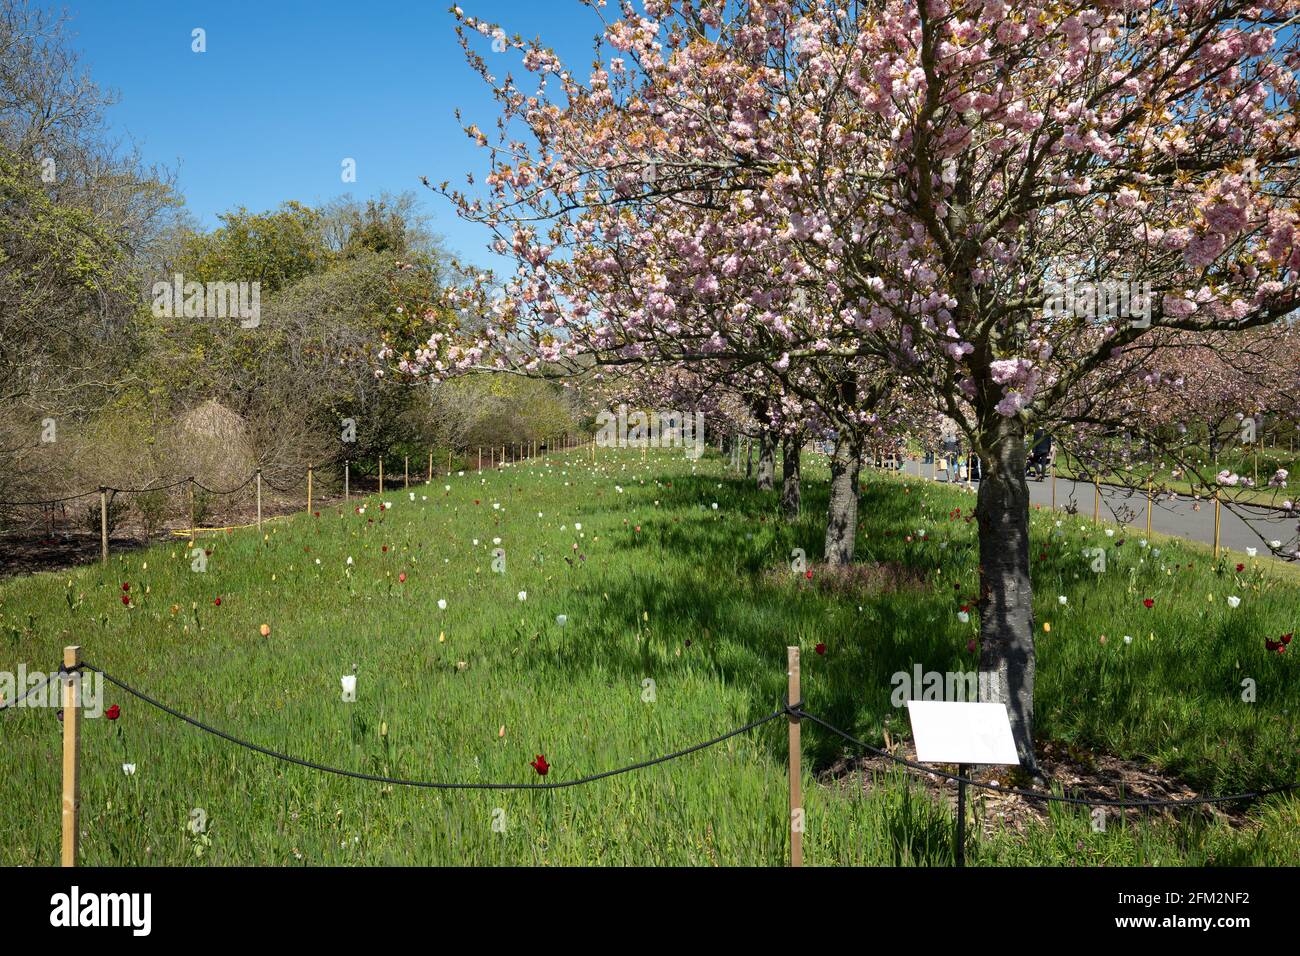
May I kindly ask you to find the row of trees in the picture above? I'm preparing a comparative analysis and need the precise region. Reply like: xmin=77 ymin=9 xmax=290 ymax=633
xmin=0 ymin=0 xmax=581 ymax=525
xmin=389 ymin=0 xmax=1300 ymax=773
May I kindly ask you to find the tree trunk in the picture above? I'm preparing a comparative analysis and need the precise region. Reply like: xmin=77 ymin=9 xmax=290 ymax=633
xmin=781 ymin=433 xmax=801 ymax=520
xmin=745 ymin=438 xmax=753 ymax=478
xmin=975 ymin=414 xmax=1041 ymax=774
xmin=824 ymin=431 xmax=861 ymax=566
xmin=756 ymin=431 xmax=776 ymax=491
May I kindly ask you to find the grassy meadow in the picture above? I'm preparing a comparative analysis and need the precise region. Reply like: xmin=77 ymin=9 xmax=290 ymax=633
xmin=1 ymin=448 xmax=1296 ymax=866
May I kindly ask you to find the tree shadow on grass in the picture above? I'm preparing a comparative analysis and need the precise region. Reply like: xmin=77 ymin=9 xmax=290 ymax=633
xmin=520 ymin=469 xmax=979 ymax=773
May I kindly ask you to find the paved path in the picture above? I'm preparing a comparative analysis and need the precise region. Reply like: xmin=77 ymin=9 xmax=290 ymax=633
xmin=892 ymin=459 xmax=1297 ymax=561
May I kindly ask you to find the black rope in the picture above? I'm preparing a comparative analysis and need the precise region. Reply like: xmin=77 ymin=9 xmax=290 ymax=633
xmin=19 ymin=661 xmax=1295 ymax=808
xmin=82 ymin=662 xmax=783 ymax=790
xmin=794 ymin=707 xmax=1300 ymax=809
xmin=190 ymin=474 xmax=256 ymax=496
xmin=0 ymin=489 xmax=98 ymax=507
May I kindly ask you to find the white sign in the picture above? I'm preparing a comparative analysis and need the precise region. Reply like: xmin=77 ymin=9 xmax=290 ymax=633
xmin=906 ymin=700 xmax=1019 ymax=765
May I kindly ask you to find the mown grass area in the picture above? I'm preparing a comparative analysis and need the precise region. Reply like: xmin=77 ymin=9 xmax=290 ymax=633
xmin=1 ymin=449 xmax=1296 ymax=866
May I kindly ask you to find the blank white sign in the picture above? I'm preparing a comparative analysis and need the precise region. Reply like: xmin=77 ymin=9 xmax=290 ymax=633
xmin=906 ymin=700 xmax=1020 ymax=766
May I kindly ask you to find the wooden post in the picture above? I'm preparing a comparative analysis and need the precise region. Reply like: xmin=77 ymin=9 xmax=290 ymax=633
xmin=448 ymin=450 xmax=452 ymax=474
xmin=378 ymin=456 xmax=384 ymax=494
xmin=256 ymin=471 xmax=263 ymax=531
xmin=1093 ymin=481 xmax=1100 ymax=525
xmin=188 ymin=479 xmax=196 ymax=543
xmin=478 ymin=447 xmax=482 ymax=471
xmin=307 ymin=466 xmax=313 ymax=514
xmin=787 ymin=645 xmax=802 ymax=868
xmin=61 ymin=645 xmax=81 ymax=867
xmin=1214 ymin=493 xmax=1222 ymax=561
xmin=343 ymin=462 xmax=349 ymax=502
xmin=428 ymin=451 xmax=433 ymax=483
xmin=98 ymin=488 xmax=108 ymax=564
xmin=1146 ymin=479 xmax=1153 ymax=539
xmin=404 ymin=456 xmax=410 ymax=489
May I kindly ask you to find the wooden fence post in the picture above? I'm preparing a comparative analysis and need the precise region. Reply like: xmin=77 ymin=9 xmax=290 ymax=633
xmin=1214 ymin=493 xmax=1222 ymax=561
xmin=343 ymin=462 xmax=349 ymax=502
xmin=1146 ymin=479 xmax=1153 ymax=538
xmin=99 ymin=488 xmax=108 ymax=564
xmin=188 ymin=479 xmax=196 ymax=543
xmin=61 ymin=644 xmax=81 ymax=867
xmin=307 ymin=466 xmax=313 ymax=514
xmin=788 ymin=645 xmax=802 ymax=868
xmin=478 ymin=447 xmax=482 ymax=471
xmin=379 ymin=456 xmax=384 ymax=494
xmin=256 ymin=470 xmax=263 ymax=531
xmin=404 ymin=456 xmax=410 ymax=489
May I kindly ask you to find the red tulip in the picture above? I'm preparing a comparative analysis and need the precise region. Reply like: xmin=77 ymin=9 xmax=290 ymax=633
xmin=121 ymin=582 xmax=130 ymax=592
xmin=105 ymin=704 xmax=120 ymax=720
xmin=121 ymin=595 xmax=130 ymax=606
xmin=398 ymin=572 xmax=407 ymax=583
xmin=214 ymin=597 xmax=221 ymax=606
xmin=1236 ymin=563 xmax=1245 ymax=572
xmin=804 ymin=569 xmax=813 ymax=580
xmin=531 ymin=754 xmax=550 ymax=776
xmin=967 ymin=639 xmax=977 ymax=654
xmin=1143 ymin=598 xmax=1154 ymax=609
xmin=814 ymin=642 xmax=826 ymax=656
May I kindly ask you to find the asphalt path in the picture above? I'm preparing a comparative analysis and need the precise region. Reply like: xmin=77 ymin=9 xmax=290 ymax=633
xmin=892 ymin=459 xmax=1298 ymax=562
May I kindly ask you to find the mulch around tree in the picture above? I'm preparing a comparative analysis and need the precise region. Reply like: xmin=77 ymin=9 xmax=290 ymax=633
xmin=821 ymin=738 xmax=1249 ymax=836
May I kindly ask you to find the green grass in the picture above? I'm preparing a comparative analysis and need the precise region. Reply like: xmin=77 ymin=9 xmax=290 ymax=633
xmin=1 ymin=449 xmax=1296 ymax=866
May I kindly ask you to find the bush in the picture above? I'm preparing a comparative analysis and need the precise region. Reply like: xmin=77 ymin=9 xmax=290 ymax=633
xmin=83 ymin=495 xmax=128 ymax=538
xmin=133 ymin=490 xmax=169 ymax=540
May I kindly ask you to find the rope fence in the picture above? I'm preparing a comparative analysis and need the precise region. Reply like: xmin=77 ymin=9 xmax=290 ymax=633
xmin=0 ymin=434 xmax=586 ymax=563
xmin=10 ymin=648 xmax=1293 ymax=867
xmin=0 ymin=434 xmax=587 ymax=511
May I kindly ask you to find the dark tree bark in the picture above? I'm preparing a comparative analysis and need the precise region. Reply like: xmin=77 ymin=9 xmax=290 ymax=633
xmin=756 ymin=431 xmax=776 ymax=490
xmin=745 ymin=437 xmax=753 ymax=478
xmin=780 ymin=433 xmax=801 ymax=520
xmin=824 ymin=430 xmax=861 ymax=566
xmin=974 ymin=413 xmax=1041 ymax=774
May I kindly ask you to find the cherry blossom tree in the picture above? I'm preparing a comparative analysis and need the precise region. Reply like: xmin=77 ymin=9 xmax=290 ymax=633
xmin=400 ymin=0 xmax=1300 ymax=771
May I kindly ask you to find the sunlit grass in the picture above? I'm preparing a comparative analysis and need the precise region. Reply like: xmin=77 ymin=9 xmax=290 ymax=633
xmin=1 ymin=448 xmax=1294 ymax=865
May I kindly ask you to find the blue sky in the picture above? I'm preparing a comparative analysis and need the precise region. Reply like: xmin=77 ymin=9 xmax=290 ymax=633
xmin=50 ymin=0 xmax=603 ymax=268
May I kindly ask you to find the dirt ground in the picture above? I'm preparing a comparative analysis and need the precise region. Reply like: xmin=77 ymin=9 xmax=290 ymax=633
xmin=821 ymin=737 xmax=1248 ymax=837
